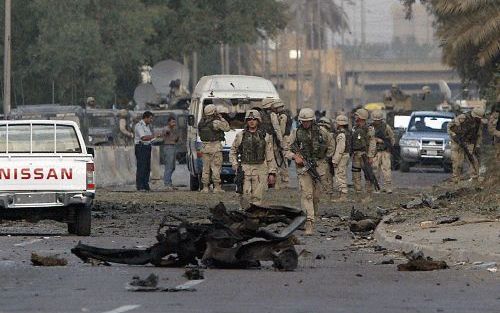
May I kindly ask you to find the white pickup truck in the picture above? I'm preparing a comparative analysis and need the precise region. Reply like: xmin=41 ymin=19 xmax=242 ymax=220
xmin=0 ymin=120 xmax=95 ymax=235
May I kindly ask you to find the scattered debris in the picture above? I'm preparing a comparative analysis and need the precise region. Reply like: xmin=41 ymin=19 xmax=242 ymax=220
xmin=350 ymin=219 xmax=378 ymax=232
xmin=315 ymin=254 xmax=326 ymax=260
xmin=436 ymin=216 xmax=460 ymax=225
xmin=355 ymin=273 xmax=363 ymax=277
xmin=126 ymin=274 xmax=159 ymax=291
xmin=31 ymin=253 xmax=67 ymax=266
xmin=395 ymin=235 xmax=402 ymax=240
xmin=472 ymin=261 xmax=497 ymax=269
xmin=72 ymin=202 xmax=305 ymax=271
xmin=373 ymin=245 xmax=387 ymax=252
xmin=420 ymin=221 xmax=437 ymax=228
xmin=442 ymin=238 xmax=457 ymax=243
xmin=486 ymin=267 xmax=498 ymax=273
xmin=397 ymin=251 xmax=448 ymax=271
xmin=184 ymin=268 xmax=204 ymax=280
xmin=375 ymin=207 xmax=389 ymax=216
xmin=380 ymin=259 xmax=394 ymax=265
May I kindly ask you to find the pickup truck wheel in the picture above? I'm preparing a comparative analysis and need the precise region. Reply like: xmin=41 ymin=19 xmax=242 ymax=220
xmin=190 ymin=174 xmax=200 ymax=191
xmin=68 ymin=204 xmax=91 ymax=236
xmin=400 ymin=161 xmax=411 ymax=173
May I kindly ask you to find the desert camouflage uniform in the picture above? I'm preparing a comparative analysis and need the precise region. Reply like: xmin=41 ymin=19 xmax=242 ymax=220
xmin=488 ymin=112 xmax=500 ymax=159
xmin=332 ymin=128 xmax=350 ymax=195
xmin=351 ymin=125 xmax=376 ymax=192
xmin=373 ymin=122 xmax=395 ymax=192
xmin=230 ymin=128 xmax=276 ymax=206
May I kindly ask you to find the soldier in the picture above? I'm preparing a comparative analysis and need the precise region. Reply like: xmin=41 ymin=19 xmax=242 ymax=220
xmin=488 ymin=103 xmax=499 ymax=159
xmin=269 ymin=100 xmax=290 ymax=188
xmin=447 ymin=107 xmax=485 ymax=183
xmin=198 ymin=104 xmax=230 ymax=193
xmin=332 ymin=115 xmax=350 ymax=201
xmin=285 ymin=108 xmax=335 ymax=235
xmin=317 ymin=117 xmax=335 ymax=199
xmin=116 ymin=109 xmax=134 ymax=146
xmin=351 ymin=108 xmax=376 ymax=194
xmin=260 ymin=99 xmax=285 ymax=188
xmin=86 ymin=97 xmax=96 ymax=109
xmin=230 ymin=110 xmax=276 ymax=207
xmin=371 ymin=110 xmax=395 ymax=193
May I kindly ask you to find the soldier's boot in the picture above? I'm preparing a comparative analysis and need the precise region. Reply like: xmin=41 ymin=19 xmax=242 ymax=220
xmin=201 ymin=186 xmax=210 ymax=193
xmin=304 ymin=220 xmax=314 ymax=236
xmin=213 ymin=185 xmax=225 ymax=193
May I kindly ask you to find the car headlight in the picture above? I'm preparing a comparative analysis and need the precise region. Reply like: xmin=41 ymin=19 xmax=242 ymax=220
xmin=89 ymin=136 xmax=93 ymax=142
xmin=400 ymin=139 xmax=419 ymax=147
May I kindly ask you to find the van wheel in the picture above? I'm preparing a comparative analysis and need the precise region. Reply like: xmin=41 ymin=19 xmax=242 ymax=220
xmin=68 ymin=204 xmax=91 ymax=236
xmin=190 ymin=174 xmax=200 ymax=191
xmin=400 ymin=161 xmax=410 ymax=173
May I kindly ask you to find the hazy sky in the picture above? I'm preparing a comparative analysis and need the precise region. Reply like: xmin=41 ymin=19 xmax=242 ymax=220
xmin=341 ymin=0 xmax=408 ymax=44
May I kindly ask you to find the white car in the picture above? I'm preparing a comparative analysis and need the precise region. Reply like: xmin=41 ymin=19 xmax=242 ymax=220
xmin=0 ymin=120 xmax=95 ymax=235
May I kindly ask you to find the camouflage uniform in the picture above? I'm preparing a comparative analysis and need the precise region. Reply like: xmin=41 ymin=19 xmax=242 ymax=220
xmin=116 ymin=109 xmax=134 ymax=146
xmin=488 ymin=111 xmax=500 ymax=159
xmin=198 ymin=105 xmax=230 ymax=192
xmin=332 ymin=115 xmax=350 ymax=198
xmin=372 ymin=110 xmax=395 ymax=193
xmin=317 ymin=117 xmax=335 ymax=197
xmin=262 ymin=99 xmax=286 ymax=189
xmin=447 ymin=108 xmax=484 ymax=182
xmin=230 ymin=110 xmax=276 ymax=206
xmin=285 ymin=109 xmax=335 ymax=234
xmin=351 ymin=109 xmax=376 ymax=193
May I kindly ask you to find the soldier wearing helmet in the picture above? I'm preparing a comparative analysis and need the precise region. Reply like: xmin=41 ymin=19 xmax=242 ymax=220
xmin=86 ymin=97 xmax=96 ymax=109
xmin=284 ymin=108 xmax=335 ymax=235
xmin=316 ymin=116 xmax=336 ymax=198
xmin=197 ymin=104 xmax=230 ymax=193
xmin=351 ymin=108 xmax=377 ymax=195
xmin=371 ymin=110 xmax=395 ymax=193
xmin=268 ymin=99 xmax=292 ymax=189
xmin=116 ymin=109 xmax=134 ymax=145
xmin=487 ymin=100 xmax=500 ymax=160
xmin=447 ymin=106 xmax=485 ymax=183
xmin=332 ymin=114 xmax=350 ymax=201
xmin=230 ymin=109 xmax=276 ymax=207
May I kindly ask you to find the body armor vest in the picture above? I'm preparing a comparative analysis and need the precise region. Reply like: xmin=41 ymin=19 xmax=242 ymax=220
xmin=293 ymin=124 xmax=328 ymax=161
xmin=453 ymin=113 xmax=480 ymax=144
xmin=351 ymin=125 xmax=369 ymax=152
xmin=198 ymin=117 xmax=225 ymax=142
xmin=374 ymin=122 xmax=389 ymax=151
xmin=240 ymin=129 xmax=267 ymax=164
xmin=260 ymin=109 xmax=273 ymax=135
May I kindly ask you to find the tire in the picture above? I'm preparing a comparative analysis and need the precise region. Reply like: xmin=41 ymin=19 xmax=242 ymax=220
xmin=190 ymin=174 xmax=200 ymax=191
xmin=68 ymin=204 xmax=91 ymax=236
xmin=400 ymin=161 xmax=410 ymax=173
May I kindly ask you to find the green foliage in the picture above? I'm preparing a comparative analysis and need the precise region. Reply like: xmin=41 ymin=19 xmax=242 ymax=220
xmin=0 ymin=0 xmax=289 ymax=109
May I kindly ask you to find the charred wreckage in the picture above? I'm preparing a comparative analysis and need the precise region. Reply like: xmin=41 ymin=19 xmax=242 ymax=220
xmin=72 ymin=202 xmax=306 ymax=271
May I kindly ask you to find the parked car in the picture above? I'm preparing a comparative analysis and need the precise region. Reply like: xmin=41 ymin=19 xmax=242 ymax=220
xmin=186 ymin=75 xmax=280 ymax=191
xmin=0 ymin=120 xmax=95 ymax=235
xmin=399 ymin=111 xmax=455 ymax=172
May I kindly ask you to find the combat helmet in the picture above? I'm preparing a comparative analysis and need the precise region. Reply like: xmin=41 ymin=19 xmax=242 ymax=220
xmin=204 ymin=104 xmax=217 ymax=116
xmin=245 ymin=109 xmax=261 ymax=122
xmin=371 ymin=109 xmax=384 ymax=121
xmin=271 ymin=100 xmax=285 ymax=109
xmin=471 ymin=107 xmax=485 ymax=118
xmin=354 ymin=108 xmax=369 ymax=120
xmin=216 ymin=105 xmax=229 ymax=114
xmin=261 ymin=98 xmax=280 ymax=109
xmin=318 ymin=117 xmax=332 ymax=129
xmin=336 ymin=115 xmax=348 ymax=126
xmin=298 ymin=108 xmax=315 ymax=121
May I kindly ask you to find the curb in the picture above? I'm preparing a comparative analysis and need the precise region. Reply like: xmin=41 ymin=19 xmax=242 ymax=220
xmin=373 ymin=213 xmax=500 ymax=264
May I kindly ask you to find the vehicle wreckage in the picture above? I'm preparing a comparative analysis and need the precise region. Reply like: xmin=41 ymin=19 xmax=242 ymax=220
xmin=71 ymin=202 xmax=306 ymax=271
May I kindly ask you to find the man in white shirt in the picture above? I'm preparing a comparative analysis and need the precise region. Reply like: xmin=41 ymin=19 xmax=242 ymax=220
xmin=134 ymin=111 xmax=155 ymax=191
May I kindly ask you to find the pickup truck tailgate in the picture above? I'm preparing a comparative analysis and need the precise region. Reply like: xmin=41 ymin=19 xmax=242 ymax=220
xmin=0 ymin=157 xmax=89 ymax=191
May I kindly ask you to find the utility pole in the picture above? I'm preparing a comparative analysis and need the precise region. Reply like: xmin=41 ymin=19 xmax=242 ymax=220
xmin=219 ymin=43 xmax=225 ymax=74
xmin=316 ymin=0 xmax=322 ymax=114
xmin=3 ymin=0 xmax=12 ymax=118
xmin=360 ymin=0 xmax=366 ymax=106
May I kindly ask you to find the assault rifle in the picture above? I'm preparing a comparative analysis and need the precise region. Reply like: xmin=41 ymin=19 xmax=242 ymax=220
xmin=298 ymin=157 xmax=321 ymax=183
xmin=235 ymin=152 xmax=245 ymax=194
xmin=328 ymin=160 xmax=335 ymax=177
xmin=452 ymin=135 xmax=477 ymax=172
xmin=361 ymin=154 xmax=380 ymax=191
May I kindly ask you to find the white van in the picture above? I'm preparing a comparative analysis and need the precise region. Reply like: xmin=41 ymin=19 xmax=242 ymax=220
xmin=186 ymin=75 xmax=280 ymax=190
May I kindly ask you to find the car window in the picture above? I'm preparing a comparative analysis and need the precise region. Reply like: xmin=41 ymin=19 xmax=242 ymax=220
xmin=5 ymin=125 xmax=31 ymax=153
xmin=32 ymin=125 xmax=56 ymax=153
xmin=56 ymin=125 xmax=82 ymax=153
xmin=408 ymin=116 xmax=452 ymax=132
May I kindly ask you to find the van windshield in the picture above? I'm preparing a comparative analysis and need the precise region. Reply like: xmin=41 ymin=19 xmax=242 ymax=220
xmin=203 ymin=98 xmax=262 ymax=130
xmin=407 ymin=116 xmax=452 ymax=133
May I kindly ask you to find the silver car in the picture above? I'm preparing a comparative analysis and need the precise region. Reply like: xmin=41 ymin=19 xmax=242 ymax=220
xmin=399 ymin=111 xmax=455 ymax=172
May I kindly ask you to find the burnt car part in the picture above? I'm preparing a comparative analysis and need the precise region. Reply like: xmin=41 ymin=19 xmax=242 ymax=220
xmin=72 ymin=202 xmax=305 ymax=271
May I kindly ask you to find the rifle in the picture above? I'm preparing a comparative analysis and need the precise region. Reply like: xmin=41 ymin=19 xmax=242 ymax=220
xmin=375 ymin=125 xmax=399 ymax=160
xmin=452 ymin=135 xmax=477 ymax=172
xmin=235 ymin=150 xmax=245 ymax=194
xmin=360 ymin=153 xmax=380 ymax=191
xmin=297 ymin=157 xmax=321 ymax=184
xmin=328 ymin=160 xmax=335 ymax=177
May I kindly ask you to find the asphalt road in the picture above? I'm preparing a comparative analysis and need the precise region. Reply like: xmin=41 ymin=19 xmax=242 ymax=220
xmin=1 ymin=166 xmax=499 ymax=313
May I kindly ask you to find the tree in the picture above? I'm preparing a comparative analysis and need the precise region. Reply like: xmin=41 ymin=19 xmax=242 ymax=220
xmin=401 ymin=0 xmax=500 ymax=93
